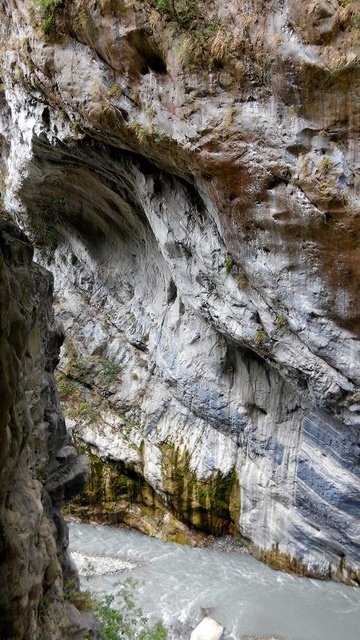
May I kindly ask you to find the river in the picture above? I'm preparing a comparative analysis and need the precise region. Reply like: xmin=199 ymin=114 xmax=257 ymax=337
xmin=69 ymin=522 xmax=360 ymax=640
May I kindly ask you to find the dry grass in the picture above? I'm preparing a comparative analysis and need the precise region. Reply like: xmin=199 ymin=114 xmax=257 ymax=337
xmin=179 ymin=23 xmax=234 ymax=71
xmin=317 ymin=156 xmax=333 ymax=174
xmin=210 ymin=28 xmax=229 ymax=61
xmin=69 ymin=590 xmax=95 ymax=611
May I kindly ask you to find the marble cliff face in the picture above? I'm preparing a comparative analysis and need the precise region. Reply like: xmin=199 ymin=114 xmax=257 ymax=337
xmin=0 ymin=0 xmax=359 ymax=584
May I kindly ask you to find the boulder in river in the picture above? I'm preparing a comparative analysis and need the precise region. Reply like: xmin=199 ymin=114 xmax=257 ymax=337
xmin=190 ymin=616 xmax=224 ymax=640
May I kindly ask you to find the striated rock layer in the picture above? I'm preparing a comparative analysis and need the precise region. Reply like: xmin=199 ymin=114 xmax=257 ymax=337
xmin=0 ymin=0 xmax=359 ymax=583
xmin=0 ymin=219 xmax=96 ymax=639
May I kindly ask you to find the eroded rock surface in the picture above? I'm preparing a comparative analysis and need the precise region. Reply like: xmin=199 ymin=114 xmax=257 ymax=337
xmin=0 ymin=0 xmax=359 ymax=583
xmin=0 ymin=219 xmax=95 ymax=639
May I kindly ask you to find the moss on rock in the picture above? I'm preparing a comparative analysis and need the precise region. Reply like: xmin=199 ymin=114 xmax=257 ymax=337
xmin=160 ymin=442 xmax=241 ymax=536
xmin=68 ymin=442 xmax=241 ymax=543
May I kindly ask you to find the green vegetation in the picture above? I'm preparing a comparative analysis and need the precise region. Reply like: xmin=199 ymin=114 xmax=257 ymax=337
xmin=352 ymin=11 xmax=360 ymax=28
xmin=149 ymin=0 xmax=228 ymax=71
xmin=153 ymin=131 xmax=172 ymax=145
xmin=29 ymin=194 xmax=67 ymax=251
xmin=70 ymin=442 xmax=240 ymax=538
xmin=129 ymin=122 xmax=152 ymax=145
xmin=107 ymin=85 xmax=123 ymax=99
xmin=160 ymin=443 xmax=240 ymax=536
xmin=37 ymin=595 xmax=49 ymax=623
xmin=56 ymin=373 xmax=80 ymax=399
xmin=65 ymin=350 xmax=120 ymax=383
xmin=98 ymin=358 xmax=121 ymax=384
xmin=32 ymin=0 xmax=62 ymax=34
xmin=155 ymin=0 xmax=172 ymax=10
xmin=317 ymin=155 xmax=333 ymax=174
xmin=145 ymin=107 xmax=156 ymax=119
xmin=275 ymin=315 xmax=289 ymax=330
xmin=63 ymin=577 xmax=78 ymax=601
xmin=34 ymin=0 xmax=61 ymax=9
xmin=68 ymin=401 xmax=98 ymax=424
xmin=178 ymin=19 xmax=226 ymax=70
xmin=47 ymin=195 xmax=67 ymax=216
xmin=237 ymin=271 xmax=247 ymax=288
xmin=70 ymin=120 xmax=82 ymax=135
xmin=94 ymin=580 xmax=167 ymax=640
xmin=63 ymin=573 xmax=168 ymax=639
xmin=67 ymin=353 xmax=89 ymax=378
xmin=224 ymin=254 xmax=234 ymax=274
xmin=64 ymin=577 xmax=95 ymax=612
xmin=70 ymin=448 xmax=150 ymax=520
xmin=153 ymin=0 xmax=197 ymax=27
xmin=128 ymin=122 xmax=174 ymax=149
xmin=338 ymin=1 xmax=360 ymax=30
xmin=0 ymin=205 xmax=13 ymax=224
xmin=254 ymin=328 xmax=267 ymax=347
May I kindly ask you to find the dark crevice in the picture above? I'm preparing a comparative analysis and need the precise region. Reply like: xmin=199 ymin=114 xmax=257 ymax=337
xmin=167 ymin=279 xmax=177 ymax=304
xmin=125 ymin=29 xmax=167 ymax=76
xmin=177 ymin=177 xmax=206 ymax=219
xmin=267 ymin=176 xmax=289 ymax=190
xmin=153 ymin=175 xmax=162 ymax=195
xmin=42 ymin=107 xmax=50 ymax=128
xmin=145 ymin=55 xmax=167 ymax=74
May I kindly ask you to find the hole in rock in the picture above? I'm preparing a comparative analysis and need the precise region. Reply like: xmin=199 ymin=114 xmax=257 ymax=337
xmin=167 ymin=279 xmax=177 ymax=304
xmin=272 ymin=211 xmax=288 ymax=221
xmin=119 ymin=108 xmax=129 ymax=122
xmin=267 ymin=176 xmax=288 ymax=191
xmin=153 ymin=175 xmax=162 ymax=195
xmin=214 ymin=59 xmax=224 ymax=70
xmin=257 ymin=406 xmax=267 ymax=415
xmin=147 ymin=55 xmax=167 ymax=74
xmin=42 ymin=107 xmax=50 ymax=128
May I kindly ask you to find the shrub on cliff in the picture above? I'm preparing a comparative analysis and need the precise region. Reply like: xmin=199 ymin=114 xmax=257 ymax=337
xmin=32 ymin=0 xmax=62 ymax=33
xmin=152 ymin=0 xmax=197 ymax=26
xmin=69 ymin=579 xmax=168 ymax=640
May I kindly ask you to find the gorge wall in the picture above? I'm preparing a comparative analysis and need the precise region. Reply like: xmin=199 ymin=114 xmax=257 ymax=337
xmin=0 ymin=218 xmax=96 ymax=639
xmin=0 ymin=0 xmax=359 ymax=584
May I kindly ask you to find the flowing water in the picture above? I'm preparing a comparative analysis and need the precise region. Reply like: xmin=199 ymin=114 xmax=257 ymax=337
xmin=69 ymin=522 xmax=360 ymax=640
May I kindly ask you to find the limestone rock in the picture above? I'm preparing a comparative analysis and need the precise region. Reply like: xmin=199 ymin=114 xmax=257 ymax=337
xmin=0 ymin=220 xmax=96 ymax=639
xmin=190 ymin=617 xmax=224 ymax=640
xmin=0 ymin=0 xmax=359 ymax=585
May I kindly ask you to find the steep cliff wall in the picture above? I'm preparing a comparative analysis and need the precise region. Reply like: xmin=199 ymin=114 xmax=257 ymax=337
xmin=0 ymin=0 xmax=359 ymax=584
xmin=0 ymin=218 xmax=96 ymax=639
